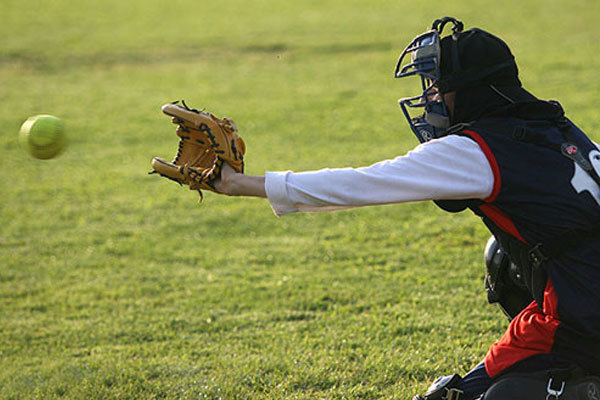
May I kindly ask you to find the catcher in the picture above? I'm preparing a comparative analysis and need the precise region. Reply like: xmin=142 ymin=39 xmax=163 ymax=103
xmin=151 ymin=18 xmax=600 ymax=400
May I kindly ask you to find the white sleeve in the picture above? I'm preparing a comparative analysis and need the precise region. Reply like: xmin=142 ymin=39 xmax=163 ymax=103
xmin=265 ymin=135 xmax=495 ymax=216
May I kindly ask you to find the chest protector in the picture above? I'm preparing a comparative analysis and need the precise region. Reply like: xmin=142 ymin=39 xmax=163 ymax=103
xmin=435 ymin=103 xmax=600 ymax=308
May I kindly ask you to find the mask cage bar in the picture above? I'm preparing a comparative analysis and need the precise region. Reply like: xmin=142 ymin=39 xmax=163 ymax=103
xmin=395 ymin=29 xmax=442 ymax=117
xmin=394 ymin=30 xmax=440 ymax=80
xmin=398 ymin=78 xmax=438 ymax=111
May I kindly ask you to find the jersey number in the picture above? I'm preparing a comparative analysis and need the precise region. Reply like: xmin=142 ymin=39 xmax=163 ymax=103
xmin=571 ymin=150 xmax=600 ymax=206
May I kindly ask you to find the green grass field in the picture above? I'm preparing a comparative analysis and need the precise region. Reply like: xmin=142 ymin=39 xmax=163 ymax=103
xmin=2 ymin=0 xmax=600 ymax=398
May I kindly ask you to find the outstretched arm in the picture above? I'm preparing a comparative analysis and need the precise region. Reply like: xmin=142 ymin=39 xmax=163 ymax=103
xmin=214 ymin=135 xmax=495 ymax=216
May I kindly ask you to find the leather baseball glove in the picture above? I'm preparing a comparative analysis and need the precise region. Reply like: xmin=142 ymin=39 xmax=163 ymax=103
xmin=150 ymin=101 xmax=245 ymax=198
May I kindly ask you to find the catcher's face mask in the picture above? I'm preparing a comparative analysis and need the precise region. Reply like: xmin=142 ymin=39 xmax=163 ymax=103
xmin=394 ymin=17 xmax=463 ymax=143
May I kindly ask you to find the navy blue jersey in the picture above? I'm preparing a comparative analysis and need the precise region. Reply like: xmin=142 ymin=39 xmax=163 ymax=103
xmin=463 ymin=118 xmax=600 ymax=242
xmin=446 ymin=116 xmax=600 ymax=376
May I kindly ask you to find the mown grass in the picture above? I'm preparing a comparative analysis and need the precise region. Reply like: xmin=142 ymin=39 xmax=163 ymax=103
xmin=1 ymin=0 xmax=599 ymax=398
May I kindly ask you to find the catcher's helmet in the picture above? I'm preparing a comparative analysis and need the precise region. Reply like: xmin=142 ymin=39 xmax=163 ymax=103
xmin=395 ymin=17 xmax=522 ymax=143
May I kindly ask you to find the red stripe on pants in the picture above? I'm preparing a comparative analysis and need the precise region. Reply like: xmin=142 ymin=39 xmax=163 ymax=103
xmin=484 ymin=280 xmax=561 ymax=377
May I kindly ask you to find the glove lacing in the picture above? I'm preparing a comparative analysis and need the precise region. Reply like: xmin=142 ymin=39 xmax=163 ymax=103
xmin=172 ymin=140 xmax=185 ymax=164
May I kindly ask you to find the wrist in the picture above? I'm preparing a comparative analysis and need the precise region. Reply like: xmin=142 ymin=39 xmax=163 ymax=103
xmin=214 ymin=171 xmax=267 ymax=198
xmin=224 ymin=172 xmax=241 ymax=196
xmin=214 ymin=172 xmax=236 ymax=195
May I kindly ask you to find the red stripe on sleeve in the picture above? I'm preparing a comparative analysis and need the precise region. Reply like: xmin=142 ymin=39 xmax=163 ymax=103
xmin=461 ymin=130 xmax=501 ymax=202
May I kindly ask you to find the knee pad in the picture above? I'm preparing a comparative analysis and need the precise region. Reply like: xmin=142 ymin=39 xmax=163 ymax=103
xmin=482 ymin=374 xmax=600 ymax=400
